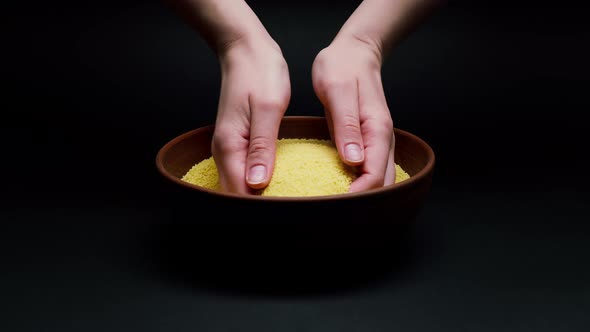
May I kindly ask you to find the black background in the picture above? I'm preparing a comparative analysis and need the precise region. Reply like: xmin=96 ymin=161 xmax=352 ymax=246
xmin=2 ymin=0 xmax=590 ymax=331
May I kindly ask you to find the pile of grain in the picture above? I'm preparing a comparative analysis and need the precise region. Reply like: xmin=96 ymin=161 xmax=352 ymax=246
xmin=181 ymin=138 xmax=410 ymax=197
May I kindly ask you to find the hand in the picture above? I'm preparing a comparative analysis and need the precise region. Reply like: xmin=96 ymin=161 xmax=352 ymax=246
xmin=312 ymin=35 xmax=395 ymax=192
xmin=212 ymin=37 xmax=291 ymax=194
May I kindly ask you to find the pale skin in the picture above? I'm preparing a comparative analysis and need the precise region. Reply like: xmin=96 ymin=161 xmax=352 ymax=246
xmin=167 ymin=0 xmax=441 ymax=194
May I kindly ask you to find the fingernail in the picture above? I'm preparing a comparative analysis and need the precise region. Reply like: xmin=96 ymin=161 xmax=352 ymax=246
xmin=247 ymin=165 xmax=267 ymax=184
xmin=345 ymin=143 xmax=363 ymax=162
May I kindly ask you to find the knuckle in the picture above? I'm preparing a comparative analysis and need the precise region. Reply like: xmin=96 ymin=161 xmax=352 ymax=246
xmin=248 ymin=135 xmax=272 ymax=159
xmin=375 ymin=123 xmax=394 ymax=141
xmin=252 ymin=95 xmax=287 ymax=112
xmin=211 ymin=135 xmax=235 ymax=156
xmin=380 ymin=116 xmax=394 ymax=134
xmin=342 ymin=114 xmax=362 ymax=133
xmin=371 ymin=113 xmax=393 ymax=134
xmin=363 ymin=116 xmax=393 ymax=142
xmin=212 ymin=127 xmax=242 ymax=155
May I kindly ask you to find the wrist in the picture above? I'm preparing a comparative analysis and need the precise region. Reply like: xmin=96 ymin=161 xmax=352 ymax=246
xmin=219 ymin=31 xmax=281 ymax=63
xmin=215 ymin=24 xmax=276 ymax=55
xmin=178 ymin=0 xmax=276 ymax=57
xmin=331 ymin=31 xmax=384 ymax=65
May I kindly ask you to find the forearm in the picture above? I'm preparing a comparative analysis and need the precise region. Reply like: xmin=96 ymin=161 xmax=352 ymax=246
xmin=165 ymin=0 xmax=273 ymax=54
xmin=335 ymin=0 xmax=443 ymax=60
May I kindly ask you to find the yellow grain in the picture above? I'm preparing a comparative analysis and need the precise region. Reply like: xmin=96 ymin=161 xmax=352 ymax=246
xmin=181 ymin=138 xmax=410 ymax=197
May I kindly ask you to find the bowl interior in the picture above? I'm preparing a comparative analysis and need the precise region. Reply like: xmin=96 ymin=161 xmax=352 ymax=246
xmin=156 ymin=116 xmax=434 ymax=198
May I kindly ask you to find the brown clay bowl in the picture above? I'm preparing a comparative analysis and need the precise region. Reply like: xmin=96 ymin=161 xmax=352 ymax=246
xmin=155 ymin=116 xmax=435 ymax=260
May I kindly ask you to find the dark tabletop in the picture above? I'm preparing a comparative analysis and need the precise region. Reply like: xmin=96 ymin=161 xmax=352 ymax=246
xmin=2 ymin=1 xmax=589 ymax=331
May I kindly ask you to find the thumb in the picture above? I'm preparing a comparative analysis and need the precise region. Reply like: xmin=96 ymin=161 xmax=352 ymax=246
xmin=245 ymin=97 xmax=287 ymax=189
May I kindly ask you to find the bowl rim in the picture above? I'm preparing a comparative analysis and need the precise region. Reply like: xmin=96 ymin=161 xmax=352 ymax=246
xmin=155 ymin=116 xmax=435 ymax=202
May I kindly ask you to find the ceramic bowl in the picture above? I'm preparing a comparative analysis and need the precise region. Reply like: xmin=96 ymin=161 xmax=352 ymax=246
xmin=155 ymin=116 xmax=435 ymax=256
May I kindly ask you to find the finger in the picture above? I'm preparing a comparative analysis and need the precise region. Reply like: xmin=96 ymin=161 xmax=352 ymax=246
xmin=211 ymin=120 xmax=250 ymax=194
xmin=246 ymin=95 xmax=288 ymax=189
xmin=211 ymin=79 xmax=252 ymax=194
xmin=349 ymin=75 xmax=393 ymax=192
xmin=348 ymin=118 xmax=392 ymax=192
xmin=323 ymin=79 xmax=365 ymax=166
xmin=324 ymin=108 xmax=335 ymax=143
xmin=384 ymin=133 xmax=396 ymax=186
